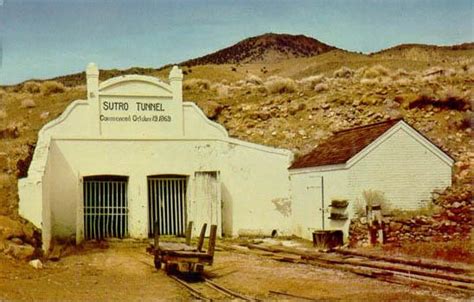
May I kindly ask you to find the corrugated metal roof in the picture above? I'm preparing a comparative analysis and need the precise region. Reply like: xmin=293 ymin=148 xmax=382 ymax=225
xmin=289 ymin=119 xmax=402 ymax=169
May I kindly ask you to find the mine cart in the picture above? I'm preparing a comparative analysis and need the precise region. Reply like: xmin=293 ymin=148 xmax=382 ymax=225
xmin=149 ymin=221 xmax=217 ymax=274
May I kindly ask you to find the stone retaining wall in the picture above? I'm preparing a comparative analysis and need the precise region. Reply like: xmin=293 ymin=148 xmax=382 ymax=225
xmin=349 ymin=185 xmax=473 ymax=246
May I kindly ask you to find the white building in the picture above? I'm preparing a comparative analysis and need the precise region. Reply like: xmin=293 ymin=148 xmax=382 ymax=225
xmin=18 ymin=64 xmax=293 ymax=251
xmin=18 ymin=64 xmax=454 ymax=250
xmin=290 ymin=119 xmax=454 ymax=241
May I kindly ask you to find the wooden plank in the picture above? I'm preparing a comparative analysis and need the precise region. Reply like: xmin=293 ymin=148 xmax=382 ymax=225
xmin=334 ymin=248 xmax=471 ymax=274
xmin=207 ymin=225 xmax=217 ymax=257
xmin=153 ymin=221 xmax=160 ymax=252
xmin=159 ymin=242 xmax=197 ymax=252
xmin=185 ymin=221 xmax=193 ymax=246
xmin=197 ymin=223 xmax=207 ymax=252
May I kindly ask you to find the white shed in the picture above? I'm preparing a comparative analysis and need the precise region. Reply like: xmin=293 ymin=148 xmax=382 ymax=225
xmin=289 ymin=119 xmax=454 ymax=241
xmin=18 ymin=64 xmax=293 ymax=251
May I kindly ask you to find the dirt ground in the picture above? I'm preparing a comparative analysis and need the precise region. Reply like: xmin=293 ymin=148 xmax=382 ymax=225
xmin=0 ymin=241 xmax=470 ymax=301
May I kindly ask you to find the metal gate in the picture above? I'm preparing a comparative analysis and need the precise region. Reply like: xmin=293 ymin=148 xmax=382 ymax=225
xmin=148 ymin=176 xmax=187 ymax=237
xmin=83 ymin=176 xmax=128 ymax=239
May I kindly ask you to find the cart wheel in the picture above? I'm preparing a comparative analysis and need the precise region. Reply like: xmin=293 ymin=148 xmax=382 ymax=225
xmin=165 ymin=263 xmax=178 ymax=274
xmin=194 ymin=264 xmax=204 ymax=274
xmin=154 ymin=255 xmax=161 ymax=269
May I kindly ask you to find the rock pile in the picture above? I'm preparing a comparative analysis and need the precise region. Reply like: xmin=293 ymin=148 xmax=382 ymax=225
xmin=349 ymin=185 xmax=473 ymax=247
xmin=0 ymin=215 xmax=40 ymax=260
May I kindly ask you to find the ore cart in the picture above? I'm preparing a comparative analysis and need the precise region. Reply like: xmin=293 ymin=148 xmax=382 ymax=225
xmin=149 ymin=221 xmax=217 ymax=274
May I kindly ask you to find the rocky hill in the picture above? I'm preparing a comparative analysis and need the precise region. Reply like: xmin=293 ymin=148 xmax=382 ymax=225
xmin=181 ymin=33 xmax=338 ymax=66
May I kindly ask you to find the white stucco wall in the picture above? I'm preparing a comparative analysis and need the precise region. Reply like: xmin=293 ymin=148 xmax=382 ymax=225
xmin=18 ymin=65 xmax=293 ymax=250
xmin=44 ymin=138 xmax=292 ymax=239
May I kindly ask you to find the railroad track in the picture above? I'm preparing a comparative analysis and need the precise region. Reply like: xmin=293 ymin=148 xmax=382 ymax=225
xmin=169 ymin=274 xmax=256 ymax=301
xmin=139 ymin=252 xmax=256 ymax=301
xmin=228 ymin=243 xmax=474 ymax=295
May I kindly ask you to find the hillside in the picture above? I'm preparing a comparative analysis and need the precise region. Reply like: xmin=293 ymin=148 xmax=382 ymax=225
xmin=181 ymin=33 xmax=338 ymax=66
xmin=0 ymin=34 xmax=473 ymax=253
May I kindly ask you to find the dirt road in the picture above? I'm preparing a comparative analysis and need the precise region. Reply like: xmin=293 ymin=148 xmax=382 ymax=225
xmin=0 ymin=241 xmax=469 ymax=301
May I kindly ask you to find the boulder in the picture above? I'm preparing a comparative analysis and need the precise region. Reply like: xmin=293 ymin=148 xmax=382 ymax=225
xmin=200 ymin=100 xmax=224 ymax=120
xmin=29 ymin=259 xmax=43 ymax=269
xmin=4 ymin=242 xmax=35 ymax=260
xmin=389 ymin=222 xmax=403 ymax=231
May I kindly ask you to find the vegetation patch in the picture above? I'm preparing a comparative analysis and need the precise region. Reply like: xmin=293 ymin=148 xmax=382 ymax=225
xmin=382 ymin=240 xmax=474 ymax=264
xmin=408 ymin=93 xmax=471 ymax=111
xmin=264 ymin=76 xmax=297 ymax=94
xmin=41 ymin=81 xmax=66 ymax=95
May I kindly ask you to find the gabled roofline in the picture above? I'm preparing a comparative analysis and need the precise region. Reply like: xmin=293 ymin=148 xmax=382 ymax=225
xmin=182 ymin=101 xmax=229 ymax=137
xmin=346 ymin=120 xmax=454 ymax=168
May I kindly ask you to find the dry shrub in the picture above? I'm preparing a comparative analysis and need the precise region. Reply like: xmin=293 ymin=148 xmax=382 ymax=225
xmin=314 ymin=83 xmax=329 ymax=93
xmin=360 ymin=78 xmax=379 ymax=86
xmin=355 ymin=190 xmax=392 ymax=216
xmin=298 ymin=75 xmax=324 ymax=90
xmin=445 ymin=68 xmax=457 ymax=77
xmin=390 ymin=201 xmax=440 ymax=220
xmin=40 ymin=111 xmax=50 ymax=120
xmin=21 ymin=98 xmax=36 ymax=108
xmin=423 ymin=66 xmax=444 ymax=76
xmin=183 ymin=78 xmax=211 ymax=90
xmin=393 ymin=78 xmax=411 ymax=86
xmin=245 ymin=74 xmax=263 ymax=85
xmin=333 ymin=66 xmax=354 ymax=78
xmin=355 ymin=67 xmax=367 ymax=77
xmin=364 ymin=65 xmax=390 ymax=78
xmin=458 ymin=59 xmax=473 ymax=73
xmin=41 ymin=81 xmax=65 ymax=95
xmin=422 ymin=74 xmax=439 ymax=83
xmin=264 ymin=76 xmax=297 ymax=94
xmin=0 ymin=109 xmax=7 ymax=120
xmin=211 ymin=83 xmax=231 ymax=98
xmin=234 ymin=80 xmax=245 ymax=87
xmin=391 ymin=68 xmax=410 ymax=78
xmin=456 ymin=111 xmax=473 ymax=129
xmin=440 ymin=86 xmax=463 ymax=100
xmin=22 ymin=81 xmax=42 ymax=94
xmin=467 ymin=65 xmax=474 ymax=75
xmin=379 ymin=76 xmax=392 ymax=85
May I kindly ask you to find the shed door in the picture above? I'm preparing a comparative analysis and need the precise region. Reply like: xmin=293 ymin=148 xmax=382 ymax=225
xmin=148 ymin=176 xmax=187 ymax=237
xmin=299 ymin=175 xmax=325 ymax=231
xmin=83 ymin=176 xmax=128 ymax=239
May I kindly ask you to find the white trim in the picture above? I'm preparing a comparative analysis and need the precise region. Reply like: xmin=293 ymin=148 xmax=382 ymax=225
xmin=99 ymin=75 xmax=172 ymax=94
xmin=226 ymin=138 xmax=294 ymax=157
xmin=50 ymin=137 xmax=293 ymax=157
xmin=41 ymin=100 xmax=88 ymax=133
xmin=289 ymin=164 xmax=347 ymax=175
xmin=183 ymin=102 xmax=229 ymax=137
xmin=347 ymin=121 xmax=454 ymax=168
xmin=99 ymin=93 xmax=173 ymax=98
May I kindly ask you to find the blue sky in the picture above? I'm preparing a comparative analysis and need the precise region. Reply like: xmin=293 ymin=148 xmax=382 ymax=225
xmin=0 ymin=0 xmax=472 ymax=85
